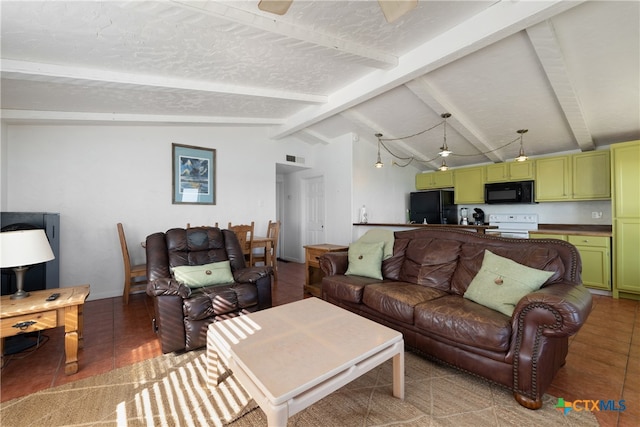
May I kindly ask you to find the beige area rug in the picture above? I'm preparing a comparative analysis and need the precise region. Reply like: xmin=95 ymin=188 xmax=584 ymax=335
xmin=1 ymin=350 xmax=597 ymax=427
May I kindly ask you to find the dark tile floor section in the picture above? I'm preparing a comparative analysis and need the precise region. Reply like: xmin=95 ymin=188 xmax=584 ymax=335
xmin=1 ymin=261 xmax=638 ymax=426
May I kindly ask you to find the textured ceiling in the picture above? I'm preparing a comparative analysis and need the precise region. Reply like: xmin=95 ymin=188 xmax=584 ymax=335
xmin=2 ymin=0 xmax=639 ymax=171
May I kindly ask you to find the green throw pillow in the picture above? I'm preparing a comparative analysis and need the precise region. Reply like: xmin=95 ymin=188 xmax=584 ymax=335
xmin=172 ymin=261 xmax=234 ymax=288
xmin=463 ymin=250 xmax=553 ymax=316
xmin=345 ymin=241 xmax=384 ymax=280
xmin=356 ymin=228 xmax=395 ymax=259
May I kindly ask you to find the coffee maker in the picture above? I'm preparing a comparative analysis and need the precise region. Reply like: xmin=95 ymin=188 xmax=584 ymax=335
xmin=472 ymin=208 xmax=485 ymax=225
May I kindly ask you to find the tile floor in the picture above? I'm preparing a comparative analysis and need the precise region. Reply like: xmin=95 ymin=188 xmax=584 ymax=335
xmin=1 ymin=261 xmax=638 ymax=426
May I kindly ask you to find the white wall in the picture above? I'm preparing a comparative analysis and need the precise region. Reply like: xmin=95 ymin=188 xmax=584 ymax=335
xmin=351 ymin=134 xmax=418 ymax=240
xmin=3 ymin=124 xmax=313 ymax=300
xmin=0 ymin=122 xmax=7 ymax=210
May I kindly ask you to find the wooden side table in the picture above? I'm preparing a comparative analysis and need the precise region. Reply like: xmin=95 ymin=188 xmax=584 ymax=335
xmin=304 ymin=244 xmax=348 ymax=297
xmin=1 ymin=284 xmax=90 ymax=374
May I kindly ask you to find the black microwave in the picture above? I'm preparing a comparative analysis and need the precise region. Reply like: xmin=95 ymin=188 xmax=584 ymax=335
xmin=484 ymin=180 xmax=535 ymax=204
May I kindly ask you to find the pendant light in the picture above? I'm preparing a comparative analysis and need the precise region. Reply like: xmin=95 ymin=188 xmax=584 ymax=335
xmin=438 ymin=158 xmax=449 ymax=171
xmin=438 ymin=113 xmax=452 ymax=157
xmin=375 ymin=133 xmax=384 ymax=168
xmin=515 ymin=129 xmax=529 ymax=162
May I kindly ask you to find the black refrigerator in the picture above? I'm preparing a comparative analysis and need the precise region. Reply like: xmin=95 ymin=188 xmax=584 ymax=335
xmin=409 ymin=190 xmax=457 ymax=225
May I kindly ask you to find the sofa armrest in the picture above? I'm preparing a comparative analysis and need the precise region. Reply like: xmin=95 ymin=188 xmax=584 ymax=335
xmin=233 ymin=266 xmax=272 ymax=284
xmin=146 ymin=278 xmax=191 ymax=298
xmin=320 ymin=252 xmax=349 ymax=276
xmin=512 ymin=282 xmax=593 ymax=338
xmin=234 ymin=266 xmax=273 ymax=309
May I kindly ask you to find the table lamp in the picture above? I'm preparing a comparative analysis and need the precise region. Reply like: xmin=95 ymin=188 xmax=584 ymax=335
xmin=0 ymin=229 xmax=55 ymax=299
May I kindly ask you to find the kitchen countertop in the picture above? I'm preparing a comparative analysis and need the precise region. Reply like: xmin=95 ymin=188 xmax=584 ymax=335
xmin=530 ymin=224 xmax=612 ymax=237
xmin=353 ymin=223 xmax=498 ymax=234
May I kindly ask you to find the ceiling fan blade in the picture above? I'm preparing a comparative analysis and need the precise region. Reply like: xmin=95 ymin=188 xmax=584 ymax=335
xmin=378 ymin=0 xmax=417 ymax=23
xmin=258 ymin=0 xmax=293 ymax=15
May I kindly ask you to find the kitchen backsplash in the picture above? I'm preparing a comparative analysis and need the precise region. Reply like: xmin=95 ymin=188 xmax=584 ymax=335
xmin=457 ymin=200 xmax=612 ymax=225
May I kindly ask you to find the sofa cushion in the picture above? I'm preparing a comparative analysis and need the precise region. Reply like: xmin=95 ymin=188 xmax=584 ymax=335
xmin=171 ymin=261 xmax=234 ymax=288
xmin=399 ymin=238 xmax=461 ymax=291
xmin=322 ymin=274 xmax=378 ymax=303
xmin=463 ymin=250 xmax=553 ymax=316
xmin=414 ymin=295 xmax=512 ymax=353
xmin=182 ymin=283 xmax=259 ymax=321
xmin=183 ymin=287 xmax=238 ymax=320
xmin=346 ymin=241 xmax=385 ymax=280
xmin=363 ymin=282 xmax=448 ymax=324
xmin=450 ymin=244 xmax=565 ymax=296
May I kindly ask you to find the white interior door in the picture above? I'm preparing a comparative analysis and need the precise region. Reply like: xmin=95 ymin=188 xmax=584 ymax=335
xmin=304 ymin=176 xmax=325 ymax=246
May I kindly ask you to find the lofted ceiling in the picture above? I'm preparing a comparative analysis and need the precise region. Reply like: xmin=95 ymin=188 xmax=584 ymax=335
xmin=1 ymin=0 xmax=639 ymax=171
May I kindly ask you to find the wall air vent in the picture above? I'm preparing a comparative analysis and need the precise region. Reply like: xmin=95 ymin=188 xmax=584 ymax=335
xmin=286 ymin=155 xmax=305 ymax=164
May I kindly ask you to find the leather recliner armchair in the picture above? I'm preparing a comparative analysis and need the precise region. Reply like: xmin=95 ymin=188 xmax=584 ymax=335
xmin=146 ymin=227 xmax=273 ymax=353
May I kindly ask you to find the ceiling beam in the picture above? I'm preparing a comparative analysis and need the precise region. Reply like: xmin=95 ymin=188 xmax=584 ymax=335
xmin=0 ymin=109 xmax=284 ymax=125
xmin=526 ymin=20 xmax=595 ymax=151
xmin=270 ymin=0 xmax=584 ymax=139
xmin=169 ymin=0 xmax=398 ymax=69
xmin=404 ymin=77 xmax=505 ymax=163
xmin=2 ymin=59 xmax=326 ymax=104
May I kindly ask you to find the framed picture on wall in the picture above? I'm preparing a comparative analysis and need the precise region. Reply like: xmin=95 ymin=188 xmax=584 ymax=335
xmin=172 ymin=143 xmax=216 ymax=205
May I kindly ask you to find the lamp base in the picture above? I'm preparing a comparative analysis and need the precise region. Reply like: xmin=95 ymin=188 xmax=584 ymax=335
xmin=10 ymin=266 xmax=30 ymax=299
xmin=10 ymin=289 xmax=30 ymax=299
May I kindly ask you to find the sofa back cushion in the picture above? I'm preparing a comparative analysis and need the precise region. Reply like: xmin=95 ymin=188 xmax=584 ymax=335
xmin=397 ymin=237 xmax=462 ymax=291
xmin=450 ymin=243 xmax=565 ymax=296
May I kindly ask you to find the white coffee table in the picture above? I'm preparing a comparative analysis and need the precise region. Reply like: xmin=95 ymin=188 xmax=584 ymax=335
xmin=206 ymin=297 xmax=404 ymax=426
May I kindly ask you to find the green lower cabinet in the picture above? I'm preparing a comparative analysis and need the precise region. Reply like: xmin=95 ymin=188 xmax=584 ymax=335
xmin=613 ymin=219 xmax=640 ymax=297
xmin=567 ymin=235 xmax=611 ymax=291
xmin=531 ymin=233 xmax=611 ymax=291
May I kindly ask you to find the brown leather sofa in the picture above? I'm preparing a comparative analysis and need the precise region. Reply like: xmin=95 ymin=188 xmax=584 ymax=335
xmin=146 ymin=227 xmax=272 ymax=353
xmin=320 ymin=228 xmax=592 ymax=409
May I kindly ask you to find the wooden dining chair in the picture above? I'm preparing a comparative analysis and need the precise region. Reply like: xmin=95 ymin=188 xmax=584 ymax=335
xmin=117 ymin=223 xmax=147 ymax=304
xmin=253 ymin=220 xmax=281 ymax=279
xmin=228 ymin=222 xmax=254 ymax=266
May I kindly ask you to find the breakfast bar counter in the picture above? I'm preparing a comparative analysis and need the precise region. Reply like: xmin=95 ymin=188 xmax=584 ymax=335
xmin=353 ymin=223 xmax=498 ymax=234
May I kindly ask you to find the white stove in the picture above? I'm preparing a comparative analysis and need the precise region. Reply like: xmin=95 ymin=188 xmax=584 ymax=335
xmin=486 ymin=213 xmax=538 ymax=238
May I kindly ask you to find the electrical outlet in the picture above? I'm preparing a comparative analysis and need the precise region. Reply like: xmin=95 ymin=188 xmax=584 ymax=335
xmin=591 ymin=211 xmax=603 ymax=219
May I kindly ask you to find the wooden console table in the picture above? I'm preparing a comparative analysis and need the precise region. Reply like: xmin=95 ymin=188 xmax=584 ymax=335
xmin=304 ymin=244 xmax=348 ymax=297
xmin=0 ymin=284 xmax=90 ymax=374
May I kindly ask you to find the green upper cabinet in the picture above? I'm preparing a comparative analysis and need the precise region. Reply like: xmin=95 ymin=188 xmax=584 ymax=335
xmin=535 ymin=156 xmax=571 ymax=201
xmin=612 ymin=142 xmax=640 ymax=218
xmin=535 ymin=151 xmax=611 ymax=202
xmin=454 ymin=166 xmax=485 ymax=204
xmin=416 ymin=170 xmax=454 ymax=190
xmin=572 ymin=151 xmax=610 ymax=200
xmin=485 ymin=161 xmax=534 ymax=183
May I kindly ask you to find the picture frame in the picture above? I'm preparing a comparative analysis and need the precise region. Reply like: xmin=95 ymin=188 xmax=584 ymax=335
xmin=172 ymin=143 xmax=216 ymax=205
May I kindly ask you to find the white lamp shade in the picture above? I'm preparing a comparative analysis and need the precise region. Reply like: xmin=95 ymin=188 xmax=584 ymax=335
xmin=0 ymin=229 xmax=55 ymax=268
